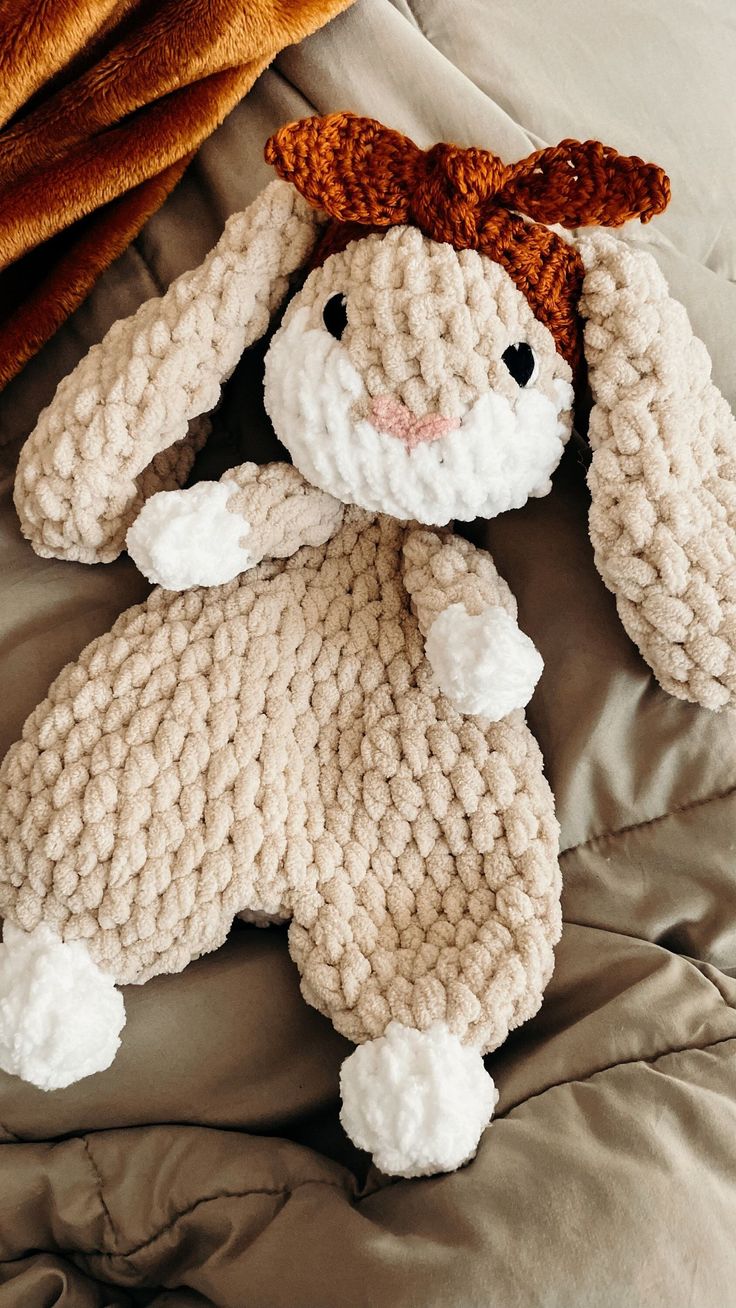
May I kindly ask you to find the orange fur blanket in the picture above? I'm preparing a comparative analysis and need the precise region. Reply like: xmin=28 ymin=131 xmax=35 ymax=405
xmin=0 ymin=0 xmax=353 ymax=392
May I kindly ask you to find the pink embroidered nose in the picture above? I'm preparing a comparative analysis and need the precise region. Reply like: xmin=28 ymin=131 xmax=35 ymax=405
xmin=369 ymin=395 xmax=460 ymax=450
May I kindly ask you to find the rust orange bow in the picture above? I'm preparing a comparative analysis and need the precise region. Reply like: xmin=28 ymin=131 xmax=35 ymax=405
xmin=264 ymin=113 xmax=670 ymax=377
xmin=265 ymin=112 xmax=670 ymax=245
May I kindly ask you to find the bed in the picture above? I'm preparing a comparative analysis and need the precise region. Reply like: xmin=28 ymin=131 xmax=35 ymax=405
xmin=1 ymin=2 xmax=735 ymax=1304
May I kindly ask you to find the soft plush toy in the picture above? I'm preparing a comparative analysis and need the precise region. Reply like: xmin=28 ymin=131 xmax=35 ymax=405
xmin=1 ymin=115 xmax=734 ymax=1177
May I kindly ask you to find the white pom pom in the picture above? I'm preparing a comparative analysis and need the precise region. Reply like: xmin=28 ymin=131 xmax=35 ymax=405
xmin=126 ymin=480 xmax=254 ymax=590
xmin=0 ymin=923 xmax=125 ymax=1091
xmin=340 ymin=1021 xmax=498 ymax=1177
xmin=426 ymin=603 xmax=543 ymax=720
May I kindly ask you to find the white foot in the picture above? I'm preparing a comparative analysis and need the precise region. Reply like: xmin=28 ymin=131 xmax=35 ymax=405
xmin=126 ymin=480 xmax=255 ymax=590
xmin=426 ymin=603 xmax=543 ymax=720
xmin=0 ymin=922 xmax=125 ymax=1091
xmin=339 ymin=1021 xmax=498 ymax=1177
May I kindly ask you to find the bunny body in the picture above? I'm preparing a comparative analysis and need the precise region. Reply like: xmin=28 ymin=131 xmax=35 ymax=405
xmin=0 ymin=463 xmax=558 ymax=1175
xmin=0 ymin=472 xmax=559 ymax=1039
xmin=2 ymin=114 xmax=734 ymax=1176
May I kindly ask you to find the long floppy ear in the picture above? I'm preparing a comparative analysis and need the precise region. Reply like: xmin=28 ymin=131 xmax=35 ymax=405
xmin=579 ymin=230 xmax=736 ymax=710
xmin=14 ymin=180 xmax=323 ymax=564
xmin=266 ymin=115 xmax=670 ymax=235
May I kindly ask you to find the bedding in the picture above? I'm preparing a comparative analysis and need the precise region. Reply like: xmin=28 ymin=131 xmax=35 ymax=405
xmin=0 ymin=0 xmax=354 ymax=391
xmin=1 ymin=1 xmax=735 ymax=1304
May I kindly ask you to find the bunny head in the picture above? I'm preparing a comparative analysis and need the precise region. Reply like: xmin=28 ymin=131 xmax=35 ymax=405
xmin=263 ymin=226 xmax=574 ymax=527
xmin=261 ymin=114 xmax=668 ymax=527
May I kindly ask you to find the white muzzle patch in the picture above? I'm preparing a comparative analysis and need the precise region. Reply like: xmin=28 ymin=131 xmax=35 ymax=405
xmin=265 ymin=306 xmax=573 ymax=525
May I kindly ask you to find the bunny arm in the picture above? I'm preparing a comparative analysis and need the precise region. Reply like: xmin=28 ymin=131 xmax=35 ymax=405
xmin=14 ymin=180 xmax=323 ymax=566
xmin=126 ymin=461 xmax=345 ymax=590
xmin=402 ymin=528 xmax=543 ymax=721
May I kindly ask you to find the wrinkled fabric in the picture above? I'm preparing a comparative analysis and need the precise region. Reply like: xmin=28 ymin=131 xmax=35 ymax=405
xmin=1 ymin=2 xmax=736 ymax=1306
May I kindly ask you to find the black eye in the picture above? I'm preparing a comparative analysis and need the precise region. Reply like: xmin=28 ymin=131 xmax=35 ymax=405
xmin=502 ymin=342 xmax=536 ymax=387
xmin=322 ymin=293 xmax=348 ymax=340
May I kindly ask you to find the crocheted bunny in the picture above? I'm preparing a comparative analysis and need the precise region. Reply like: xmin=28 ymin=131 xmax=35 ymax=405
xmin=2 ymin=115 xmax=734 ymax=1178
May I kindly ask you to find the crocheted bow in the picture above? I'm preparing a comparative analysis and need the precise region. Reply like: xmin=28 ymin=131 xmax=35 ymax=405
xmin=265 ymin=113 xmax=670 ymax=378
xmin=264 ymin=112 xmax=671 ymax=247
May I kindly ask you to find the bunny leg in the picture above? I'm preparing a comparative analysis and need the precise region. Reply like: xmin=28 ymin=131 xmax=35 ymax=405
xmin=0 ymin=848 xmax=280 ymax=1092
xmin=0 ymin=560 xmax=315 ymax=1087
xmin=289 ymin=712 xmax=559 ymax=1177
xmin=289 ymin=877 xmax=513 ymax=1178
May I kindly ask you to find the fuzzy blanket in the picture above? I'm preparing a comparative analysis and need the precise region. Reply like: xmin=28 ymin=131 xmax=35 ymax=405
xmin=0 ymin=0 xmax=353 ymax=392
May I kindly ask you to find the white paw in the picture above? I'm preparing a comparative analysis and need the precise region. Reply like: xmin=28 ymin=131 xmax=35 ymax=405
xmin=425 ymin=603 xmax=543 ymax=720
xmin=340 ymin=1021 xmax=497 ymax=1177
xmin=0 ymin=922 xmax=125 ymax=1091
xmin=126 ymin=480 xmax=255 ymax=590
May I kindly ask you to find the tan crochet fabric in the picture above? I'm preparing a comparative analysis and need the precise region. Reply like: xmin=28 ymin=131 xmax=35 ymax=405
xmin=13 ymin=181 xmax=322 ymax=564
xmin=580 ymin=232 xmax=736 ymax=710
xmin=295 ymin=227 xmax=566 ymax=421
xmin=0 ymin=462 xmax=559 ymax=1051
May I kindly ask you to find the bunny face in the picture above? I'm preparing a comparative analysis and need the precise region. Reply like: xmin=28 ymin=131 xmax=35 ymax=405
xmin=264 ymin=226 xmax=574 ymax=525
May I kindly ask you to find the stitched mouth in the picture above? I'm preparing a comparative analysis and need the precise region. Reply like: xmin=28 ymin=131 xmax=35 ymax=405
xmin=369 ymin=395 xmax=461 ymax=451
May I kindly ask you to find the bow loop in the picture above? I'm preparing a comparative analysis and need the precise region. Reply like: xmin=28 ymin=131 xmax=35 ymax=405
xmin=264 ymin=113 xmax=422 ymax=227
xmin=497 ymin=139 xmax=671 ymax=227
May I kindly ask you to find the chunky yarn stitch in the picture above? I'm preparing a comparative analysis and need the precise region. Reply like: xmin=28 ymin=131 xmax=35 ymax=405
xmin=0 ymin=464 xmax=560 ymax=1052
xmin=267 ymin=112 xmax=670 ymax=375
xmin=14 ymin=180 xmax=322 ymax=564
xmin=580 ymin=232 xmax=736 ymax=710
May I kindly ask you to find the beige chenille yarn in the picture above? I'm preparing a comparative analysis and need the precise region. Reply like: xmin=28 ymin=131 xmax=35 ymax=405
xmin=580 ymin=232 xmax=736 ymax=710
xmin=2 ymin=114 xmax=735 ymax=1177
xmin=0 ymin=463 xmax=559 ymax=1037
xmin=296 ymin=227 xmax=567 ymax=422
